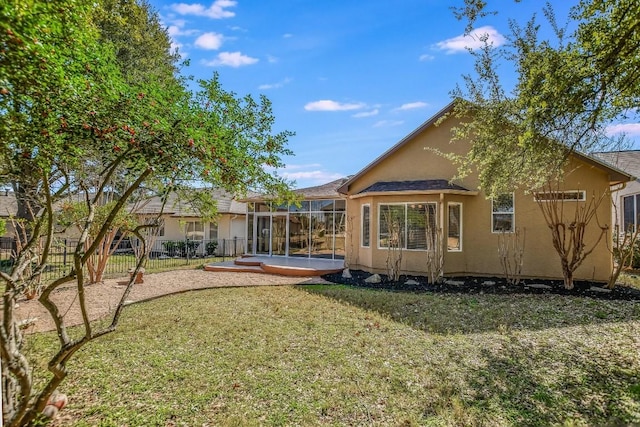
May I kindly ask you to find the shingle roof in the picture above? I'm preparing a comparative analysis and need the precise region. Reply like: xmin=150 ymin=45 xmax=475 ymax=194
xmin=293 ymin=177 xmax=350 ymax=199
xmin=242 ymin=177 xmax=350 ymax=201
xmin=134 ymin=189 xmax=249 ymax=216
xmin=357 ymin=180 xmax=471 ymax=194
xmin=593 ymin=151 xmax=640 ymax=180
xmin=0 ymin=192 xmax=17 ymax=218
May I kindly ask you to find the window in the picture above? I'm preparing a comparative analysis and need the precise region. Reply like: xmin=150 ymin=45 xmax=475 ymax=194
xmin=448 ymin=203 xmax=462 ymax=251
xmin=623 ymin=194 xmax=640 ymax=232
xmin=209 ymin=222 xmax=218 ymax=241
xmin=362 ymin=205 xmax=370 ymax=247
xmin=492 ymin=194 xmax=514 ymax=233
xmin=378 ymin=203 xmax=437 ymax=250
xmin=185 ymin=221 xmax=204 ymax=240
xmin=534 ymin=190 xmax=586 ymax=202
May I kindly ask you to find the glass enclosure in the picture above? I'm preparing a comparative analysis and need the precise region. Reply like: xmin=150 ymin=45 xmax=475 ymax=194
xmin=246 ymin=199 xmax=346 ymax=259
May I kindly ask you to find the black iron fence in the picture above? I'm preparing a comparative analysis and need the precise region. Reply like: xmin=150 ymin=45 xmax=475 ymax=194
xmin=0 ymin=237 xmax=245 ymax=283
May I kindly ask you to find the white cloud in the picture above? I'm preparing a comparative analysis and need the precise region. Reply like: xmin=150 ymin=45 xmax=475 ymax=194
xmin=167 ymin=25 xmax=192 ymax=37
xmin=259 ymin=78 xmax=291 ymax=90
xmin=606 ymin=123 xmax=640 ymax=137
xmin=353 ymin=109 xmax=379 ymax=118
xmin=373 ymin=120 xmax=404 ymax=128
xmin=419 ymin=54 xmax=434 ymax=61
xmin=170 ymin=0 xmax=237 ymax=19
xmin=171 ymin=40 xmax=183 ymax=54
xmin=265 ymin=164 xmax=344 ymax=187
xmin=267 ymin=55 xmax=278 ymax=63
xmin=394 ymin=102 xmax=428 ymax=111
xmin=204 ymin=51 xmax=259 ymax=67
xmin=194 ymin=32 xmax=224 ymax=50
xmin=435 ymin=25 xmax=505 ymax=54
xmin=304 ymin=100 xmax=366 ymax=112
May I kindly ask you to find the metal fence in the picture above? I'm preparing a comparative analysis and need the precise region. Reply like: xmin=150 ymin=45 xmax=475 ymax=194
xmin=0 ymin=237 xmax=245 ymax=283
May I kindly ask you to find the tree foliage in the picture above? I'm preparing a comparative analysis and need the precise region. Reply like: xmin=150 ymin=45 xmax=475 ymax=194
xmin=0 ymin=0 xmax=294 ymax=425
xmin=448 ymin=0 xmax=639 ymax=196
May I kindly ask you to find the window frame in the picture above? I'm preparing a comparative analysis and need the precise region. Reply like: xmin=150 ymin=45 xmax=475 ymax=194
xmin=361 ymin=204 xmax=370 ymax=248
xmin=185 ymin=220 xmax=205 ymax=241
xmin=622 ymin=193 xmax=640 ymax=232
xmin=491 ymin=193 xmax=515 ymax=233
xmin=533 ymin=190 xmax=586 ymax=202
xmin=377 ymin=202 xmax=437 ymax=251
xmin=447 ymin=202 xmax=463 ymax=252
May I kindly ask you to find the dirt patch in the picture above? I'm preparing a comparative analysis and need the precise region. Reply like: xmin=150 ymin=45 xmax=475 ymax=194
xmin=322 ymin=270 xmax=640 ymax=301
xmin=13 ymin=270 xmax=331 ymax=333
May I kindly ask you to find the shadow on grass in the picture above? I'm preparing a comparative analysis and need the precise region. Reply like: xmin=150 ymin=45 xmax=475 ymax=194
xmin=298 ymin=284 xmax=640 ymax=335
xmin=460 ymin=335 xmax=640 ymax=425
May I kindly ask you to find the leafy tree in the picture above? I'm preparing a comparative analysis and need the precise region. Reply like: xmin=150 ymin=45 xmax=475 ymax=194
xmin=447 ymin=0 xmax=639 ymax=195
xmin=0 ymin=1 xmax=294 ymax=425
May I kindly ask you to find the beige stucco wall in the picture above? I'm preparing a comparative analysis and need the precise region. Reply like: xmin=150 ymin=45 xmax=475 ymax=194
xmin=344 ymin=115 xmax=615 ymax=282
xmin=159 ymin=214 xmax=246 ymax=242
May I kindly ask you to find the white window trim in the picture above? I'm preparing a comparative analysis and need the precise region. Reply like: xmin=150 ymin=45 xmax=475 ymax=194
xmin=622 ymin=193 xmax=640 ymax=232
xmin=361 ymin=204 xmax=370 ymax=248
xmin=447 ymin=202 xmax=463 ymax=252
xmin=533 ymin=190 xmax=586 ymax=202
xmin=491 ymin=193 xmax=515 ymax=234
xmin=377 ymin=202 xmax=437 ymax=251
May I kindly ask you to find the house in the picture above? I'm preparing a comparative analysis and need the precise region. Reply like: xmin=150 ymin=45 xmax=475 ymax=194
xmin=335 ymin=102 xmax=632 ymax=282
xmin=593 ymin=150 xmax=640 ymax=232
xmin=242 ymin=178 xmax=348 ymax=260
xmin=133 ymin=189 xmax=249 ymax=256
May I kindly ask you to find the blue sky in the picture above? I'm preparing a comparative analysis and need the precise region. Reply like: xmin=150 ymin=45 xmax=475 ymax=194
xmin=147 ymin=0 xmax=640 ymax=189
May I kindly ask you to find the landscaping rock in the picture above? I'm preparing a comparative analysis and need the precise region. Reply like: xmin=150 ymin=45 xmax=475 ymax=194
xmin=482 ymin=281 xmax=496 ymax=286
xmin=444 ymin=279 xmax=465 ymax=286
xmin=525 ymin=284 xmax=552 ymax=290
xmin=404 ymin=279 xmax=420 ymax=285
xmin=589 ymin=286 xmax=612 ymax=293
xmin=364 ymin=274 xmax=382 ymax=284
xmin=342 ymin=268 xmax=352 ymax=279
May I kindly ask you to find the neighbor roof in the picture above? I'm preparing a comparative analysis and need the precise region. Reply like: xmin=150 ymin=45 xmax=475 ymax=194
xmin=133 ymin=189 xmax=248 ymax=216
xmin=593 ymin=151 xmax=640 ymax=181
xmin=242 ymin=177 xmax=350 ymax=202
xmin=338 ymin=100 xmax=633 ymax=194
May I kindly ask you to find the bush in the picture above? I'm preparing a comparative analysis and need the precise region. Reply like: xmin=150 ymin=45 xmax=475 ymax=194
xmin=161 ymin=240 xmax=201 ymax=257
xmin=206 ymin=241 xmax=218 ymax=256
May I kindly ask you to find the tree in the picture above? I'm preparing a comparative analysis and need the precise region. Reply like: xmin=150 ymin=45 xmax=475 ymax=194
xmin=0 ymin=2 xmax=295 ymax=425
xmin=448 ymin=0 xmax=638 ymax=196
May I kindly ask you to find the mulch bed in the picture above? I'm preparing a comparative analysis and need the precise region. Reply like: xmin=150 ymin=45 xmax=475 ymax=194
xmin=321 ymin=269 xmax=640 ymax=301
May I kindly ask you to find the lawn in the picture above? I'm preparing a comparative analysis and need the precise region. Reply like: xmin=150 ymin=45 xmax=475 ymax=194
xmin=27 ymin=284 xmax=640 ymax=426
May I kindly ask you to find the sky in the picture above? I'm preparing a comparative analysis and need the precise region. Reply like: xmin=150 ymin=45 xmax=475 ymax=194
xmin=146 ymin=0 xmax=640 ymax=189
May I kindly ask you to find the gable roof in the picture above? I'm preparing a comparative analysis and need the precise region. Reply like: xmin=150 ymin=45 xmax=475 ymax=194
xmin=338 ymin=101 xmax=633 ymax=194
xmin=592 ymin=151 xmax=640 ymax=181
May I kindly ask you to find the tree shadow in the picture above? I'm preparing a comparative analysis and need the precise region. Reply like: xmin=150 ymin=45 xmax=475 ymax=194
xmin=298 ymin=283 xmax=640 ymax=335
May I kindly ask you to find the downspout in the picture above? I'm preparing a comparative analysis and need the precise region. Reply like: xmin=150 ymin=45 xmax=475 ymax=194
xmin=440 ymin=192 xmax=445 ymax=261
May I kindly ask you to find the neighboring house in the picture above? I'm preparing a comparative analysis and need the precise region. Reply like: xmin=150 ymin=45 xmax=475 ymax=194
xmin=241 ymin=178 xmax=349 ymax=260
xmin=0 ymin=190 xmax=17 ymax=238
xmin=133 ymin=189 xmax=249 ymax=256
xmin=593 ymin=150 xmax=640 ymax=232
xmin=335 ymin=102 xmax=632 ymax=282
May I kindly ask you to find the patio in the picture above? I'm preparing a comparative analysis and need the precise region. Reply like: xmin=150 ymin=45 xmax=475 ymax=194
xmin=205 ymin=256 xmax=344 ymax=276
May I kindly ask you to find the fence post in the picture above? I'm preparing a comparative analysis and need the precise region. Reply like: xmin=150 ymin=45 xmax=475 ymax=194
xmin=222 ymin=239 xmax=226 ymax=262
xmin=233 ymin=236 xmax=237 ymax=257
xmin=185 ymin=238 xmax=189 ymax=264
xmin=63 ymin=239 xmax=67 ymax=272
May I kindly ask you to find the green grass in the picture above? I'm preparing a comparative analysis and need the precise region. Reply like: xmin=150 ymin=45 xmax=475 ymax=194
xmin=26 ymin=285 xmax=640 ymax=426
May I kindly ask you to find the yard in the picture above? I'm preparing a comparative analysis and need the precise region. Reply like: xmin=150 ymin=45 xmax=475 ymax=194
xmin=27 ymin=284 xmax=640 ymax=426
